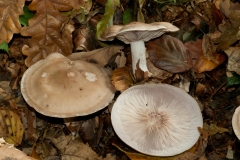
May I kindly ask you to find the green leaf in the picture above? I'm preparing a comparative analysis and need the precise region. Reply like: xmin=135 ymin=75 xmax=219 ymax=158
xmin=227 ymin=72 xmax=240 ymax=86
xmin=0 ymin=42 xmax=9 ymax=53
xmin=19 ymin=6 xmax=35 ymax=26
xmin=123 ymin=8 xmax=134 ymax=25
xmin=96 ymin=0 xmax=120 ymax=39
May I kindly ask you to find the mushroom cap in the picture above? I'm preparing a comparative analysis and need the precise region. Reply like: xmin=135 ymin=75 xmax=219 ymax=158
xmin=111 ymin=84 xmax=203 ymax=156
xmin=232 ymin=106 xmax=240 ymax=139
xmin=100 ymin=22 xmax=179 ymax=44
xmin=21 ymin=53 xmax=115 ymax=118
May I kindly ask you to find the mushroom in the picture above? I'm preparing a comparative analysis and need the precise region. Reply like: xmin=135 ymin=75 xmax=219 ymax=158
xmin=0 ymin=138 xmax=35 ymax=160
xmin=99 ymin=22 xmax=179 ymax=76
xmin=21 ymin=53 xmax=115 ymax=118
xmin=232 ymin=106 xmax=240 ymax=139
xmin=111 ymin=84 xmax=203 ymax=156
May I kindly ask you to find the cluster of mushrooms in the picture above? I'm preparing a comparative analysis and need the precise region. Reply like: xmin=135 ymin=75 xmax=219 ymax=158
xmin=20 ymin=21 xmax=238 ymax=157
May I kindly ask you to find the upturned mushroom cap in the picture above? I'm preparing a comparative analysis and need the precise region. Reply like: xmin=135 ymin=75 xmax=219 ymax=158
xmin=99 ymin=21 xmax=179 ymax=44
xmin=111 ymin=84 xmax=203 ymax=156
xmin=21 ymin=53 xmax=115 ymax=118
xmin=232 ymin=106 xmax=240 ymax=139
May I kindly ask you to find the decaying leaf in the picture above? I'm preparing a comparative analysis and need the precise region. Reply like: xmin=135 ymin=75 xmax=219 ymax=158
xmin=224 ymin=47 xmax=240 ymax=75
xmin=0 ymin=138 xmax=36 ymax=160
xmin=48 ymin=135 xmax=100 ymax=159
xmin=184 ymin=39 xmax=225 ymax=73
xmin=146 ymin=59 xmax=173 ymax=80
xmin=215 ymin=10 xmax=240 ymax=51
xmin=111 ymin=67 xmax=133 ymax=92
xmin=112 ymin=143 xmax=174 ymax=160
xmin=203 ymin=123 xmax=229 ymax=136
xmin=73 ymin=27 xmax=98 ymax=52
xmin=68 ymin=46 xmax=125 ymax=67
xmin=20 ymin=0 xmax=74 ymax=67
xmin=0 ymin=109 xmax=24 ymax=146
xmin=0 ymin=0 xmax=25 ymax=44
xmin=0 ymin=81 xmax=12 ymax=101
xmin=146 ymin=35 xmax=192 ymax=73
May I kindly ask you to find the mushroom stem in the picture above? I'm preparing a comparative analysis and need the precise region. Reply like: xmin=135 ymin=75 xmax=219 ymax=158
xmin=130 ymin=41 xmax=149 ymax=76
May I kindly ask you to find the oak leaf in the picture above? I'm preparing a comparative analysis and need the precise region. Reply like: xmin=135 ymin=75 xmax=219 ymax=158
xmin=0 ymin=0 xmax=25 ymax=44
xmin=146 ymin=35 xmax=192 ymax=73
xmin=20 ymin=0 xmax=74 ymax=67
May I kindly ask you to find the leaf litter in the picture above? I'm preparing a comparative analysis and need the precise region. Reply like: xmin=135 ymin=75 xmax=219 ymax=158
xmin=1 ymin=0 xmax=240 ymax=159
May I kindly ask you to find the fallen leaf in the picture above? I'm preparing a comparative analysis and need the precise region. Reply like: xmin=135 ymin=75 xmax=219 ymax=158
xmin=0 ymin=0 xmax=25 ymax=44
xmin=111 ymin=67 xmax=133 ymax=92
xmin=0 ymin=109 xmax=24 ymax=146
xmin=203 ymin=123 xmax=229 ymax=136
xmin=48 ymin=135 xmax=100 ymax=159
xmin=20 ymin=0 xmax=74 ymax=67
xmin=227 ymin=71 xmax=240 ymax=86
xmin=224 ymin=47 xmax=240 ymax=75
xmin=112 ymin=143 xmax=174 ymax=160
xmin=73 ymin=27 xmax=98 ymax=52
xmin=215 ymin=10 xmax=240 ymax=51
xmin=146 ymin=59 xmax=173 ymax=80
xmin=184 ymin=39 xmax=225 ymax=73
xmin=68 ymin=46 xmax=125 ymax=67
xmin=146 ymin=35 xmax=192 ymax=73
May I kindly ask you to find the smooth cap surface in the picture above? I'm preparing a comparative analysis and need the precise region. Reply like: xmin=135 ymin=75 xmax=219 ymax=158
xmin=100 ymin=22 xmax=179 ymax=44
xmin=21 ymin=53 xmax=115 ymax=118
xmin=111 ymin=84 xmax=203 ymax=156
xmin=232 ymin=106 xmax=240 ymax=139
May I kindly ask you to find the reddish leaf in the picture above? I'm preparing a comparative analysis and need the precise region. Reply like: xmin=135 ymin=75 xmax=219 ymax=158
xmin=185 ymin=39 xmax=225 ymax=73
xmin=146 ymin=35 xmax=192 ymax=73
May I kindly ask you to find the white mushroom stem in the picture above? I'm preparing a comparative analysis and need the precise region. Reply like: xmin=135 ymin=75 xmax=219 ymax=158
xmin=130 ymin=41 xmax=150 ymax=76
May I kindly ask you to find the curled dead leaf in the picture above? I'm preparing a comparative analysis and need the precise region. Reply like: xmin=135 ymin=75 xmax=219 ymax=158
xmin=0 ymin=0 xmax=25 ymax=44
xmin=111 ymin=67 xmax=133 ymax=92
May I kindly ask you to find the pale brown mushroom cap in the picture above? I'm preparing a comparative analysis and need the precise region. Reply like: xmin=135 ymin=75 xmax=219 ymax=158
xmin=111 ymin=84 xmax=203 ymax=156
xmin=232 ymin=106 xmax=240 ymax=139
xmin=99 ymin=21 xmax=179 ymax=44
xmin=21 ymin=53 xmax=115 ymax=118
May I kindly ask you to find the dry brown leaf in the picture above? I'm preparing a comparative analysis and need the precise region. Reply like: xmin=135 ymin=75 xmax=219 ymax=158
xmin=203 ymin=123 xmax=229 ymax=136
xmin=0 ymin=0 xmax=25 ymax=44
xmin=20 ymin=0 xmax=74 ymax=67
xmin=184 ymin=39 xmax=225 ymax=73
xmin=73 ymin=27 xmax=98 ymax=52
xmin=215 ymin=10 xmax=240 ymax=51
xmin=224 ymin=47 xmax=240 ymax=74
xmin=111 ymin=67 xmax=133 ymax=92
xmin=48 ymin=135 xmax=100 ymax=159
xmin=146 ymin=35 xmax=192 ymax=73
xmin=112 ymin=143 xmax=174 ymax=160
xmin=146 ymin=59 xmax=173 ymax=80
xmin=0 ymin=81 xmax=12 ymax=101
xmin=68 ymin=46 xmax=125 ymax=67
xmin=0 ymin=109 xmax=24 ymax=146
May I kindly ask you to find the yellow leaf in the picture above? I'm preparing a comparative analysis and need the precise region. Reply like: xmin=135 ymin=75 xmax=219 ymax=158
xmin=0 ymin=109 xmax=24 ymax=146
